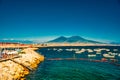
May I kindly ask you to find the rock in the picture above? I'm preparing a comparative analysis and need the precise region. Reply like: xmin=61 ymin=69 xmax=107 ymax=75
xmin=0 ymin=48 xmax=44 ymax=79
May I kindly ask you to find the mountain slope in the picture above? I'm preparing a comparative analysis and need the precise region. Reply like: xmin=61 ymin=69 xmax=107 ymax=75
xmin=66 ymin=36 xmax=86 ymax=42
xmin=48 ymin=36 xmax=67 ymax=43
xmin=48 ymin=36 xmax=102 ymax=44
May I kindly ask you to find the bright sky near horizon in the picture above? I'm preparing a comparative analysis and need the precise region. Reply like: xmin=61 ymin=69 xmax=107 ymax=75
xmin=0 ymin=0 xmax=120 ymax=42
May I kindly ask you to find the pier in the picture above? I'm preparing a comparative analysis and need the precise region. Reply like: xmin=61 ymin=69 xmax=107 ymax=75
xmin=0 ymin=55 xmax=20 ymax=62
xmin=46 ymin=57 xmax=120 ymax=66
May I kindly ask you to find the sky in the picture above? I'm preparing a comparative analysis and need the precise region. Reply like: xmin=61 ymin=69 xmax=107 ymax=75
xmin=0 ymin=0 xmax=120 ymax=42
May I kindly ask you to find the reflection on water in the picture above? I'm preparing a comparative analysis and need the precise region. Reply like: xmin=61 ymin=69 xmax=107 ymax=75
xmin=26 ymin=46 xmax=120 ymax=80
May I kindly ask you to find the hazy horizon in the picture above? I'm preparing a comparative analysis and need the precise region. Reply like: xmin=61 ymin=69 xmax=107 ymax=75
xmin=0 ymin=35 xmax=116 ymax=43
xmin=0 ymin=0 xmax=120 ymax=42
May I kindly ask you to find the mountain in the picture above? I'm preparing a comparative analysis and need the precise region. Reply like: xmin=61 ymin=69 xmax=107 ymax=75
xmin=110 ymin=42 xmax=120 ymax=45
xmin=66 ymin=36 xmax=87 ymax=42
xmin=0 ymin=39 xmax=34 ymax=44
xmin=48 ymin=36 xmax=67 ymax=43
xmin=48 ymin=36 xmax=102 ymax=44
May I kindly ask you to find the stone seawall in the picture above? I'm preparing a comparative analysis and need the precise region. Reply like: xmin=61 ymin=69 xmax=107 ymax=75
xmin=0 ymin=48 xmax=44 ymax=80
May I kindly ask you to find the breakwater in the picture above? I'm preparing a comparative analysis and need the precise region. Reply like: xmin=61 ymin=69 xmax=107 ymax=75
xmin=0 ymin=48 xmax=44 ymax=80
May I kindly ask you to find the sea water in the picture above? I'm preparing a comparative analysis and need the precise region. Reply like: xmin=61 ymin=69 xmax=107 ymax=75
xmin=25 ymin=46 xmax=120 ymax=80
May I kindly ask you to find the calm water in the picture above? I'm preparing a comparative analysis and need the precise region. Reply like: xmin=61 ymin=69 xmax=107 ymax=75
xmin=26 ymin=46 xmax=120 ymax=80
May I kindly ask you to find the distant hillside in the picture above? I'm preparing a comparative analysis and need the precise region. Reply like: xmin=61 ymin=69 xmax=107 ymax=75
xmin=48 ymin=36 xmax=102 ymax=44
xmin=110 ymin=42 xmax=120 ymax=45
xmin=0 ymin=40 xmax=34 ymax=44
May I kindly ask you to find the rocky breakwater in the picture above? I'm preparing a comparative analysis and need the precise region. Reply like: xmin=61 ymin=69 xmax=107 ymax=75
xmin=0 ymin=48 xmax=44 ymax=80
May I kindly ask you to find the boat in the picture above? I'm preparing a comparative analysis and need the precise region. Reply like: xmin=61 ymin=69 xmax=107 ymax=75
xmin=86 ymin=49 xmax=93 ymax=52
xmin=88 ymin=54 xmax=96 ymax=57
xmin=7 ymin=51 xmax=18 ymax=55
xmin=103 ymin=54 xmax=115 ymax=58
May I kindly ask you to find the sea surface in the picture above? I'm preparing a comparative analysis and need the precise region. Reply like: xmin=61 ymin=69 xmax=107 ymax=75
xmin=25 ymin=46 xmax=120 ymax=80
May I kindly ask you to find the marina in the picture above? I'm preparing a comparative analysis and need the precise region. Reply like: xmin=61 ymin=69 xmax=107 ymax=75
xmin=25 ymin=46 xmax=120 ymax=80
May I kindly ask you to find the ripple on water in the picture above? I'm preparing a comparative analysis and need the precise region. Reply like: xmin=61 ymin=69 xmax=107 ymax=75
xmin=26 ymin=60 xmax=120 ymax=80
xmin=26 ymin=47 xmax=120 ymax=80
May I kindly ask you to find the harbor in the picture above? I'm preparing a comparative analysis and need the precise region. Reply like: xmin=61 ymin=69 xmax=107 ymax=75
xmin=0 ymin=43 xmax=120 ymax=80
xmin=1 ymin=0 xmax=120 ymax=79
xmin=26 ymin=46 xmax=120 ymax=80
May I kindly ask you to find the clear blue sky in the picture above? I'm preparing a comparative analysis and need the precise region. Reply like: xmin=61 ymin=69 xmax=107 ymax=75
xmin=0 ymin=0 xmax=120 ymax=42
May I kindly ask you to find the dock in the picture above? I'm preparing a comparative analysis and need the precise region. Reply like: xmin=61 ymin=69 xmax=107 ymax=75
xmin=0 ymin=55 xmax=21 ymax=62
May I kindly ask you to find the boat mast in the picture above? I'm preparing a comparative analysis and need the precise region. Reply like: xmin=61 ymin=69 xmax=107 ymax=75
xmin=0 ymin=48 xmax=2 ymax=58
xmin=73 ymin=54 xmax=76 ymax=59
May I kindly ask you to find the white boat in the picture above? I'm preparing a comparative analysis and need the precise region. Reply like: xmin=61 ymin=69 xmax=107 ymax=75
xmin=103 ymin=54 xmax=115 ymax=58
xmin=113 ymin=49 xmax=118 ymax=52
xmin=118 ymin=54 xmax=120 ymax=57
xmin=65 ymin=48 xmax=74 ymax=51
xmin=96 ymin=52 xmax=101 ymax=54
xmin=75 ymin=51 xmax=82 ymax=54
xmin=108 ymin=52 xmax=118 ymax=56
xmin=7 ymin=51 xmax=18 ymax=55
xmin=94 ymin=48 xmax=110 ymax=52
xmin=57 ymin=49 xmax=63 ymax=52
xmin=87 ymin=49 xmax=93 ymax=52
xmin=53 ymin=48 xmax=57 ymax=51
xmin=75 ymin=48 xmax=86 ymax=54
xmin=88 ymin=54 xmax=96 ymax=57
